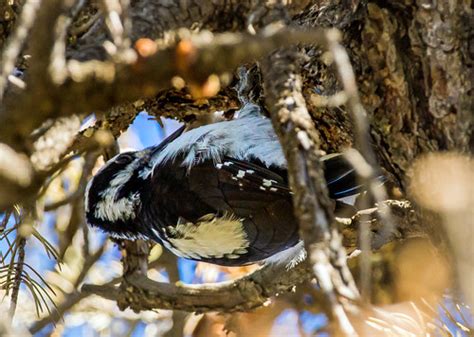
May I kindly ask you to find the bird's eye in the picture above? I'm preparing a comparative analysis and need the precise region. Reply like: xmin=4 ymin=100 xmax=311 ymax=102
xmin=114 ymin=152 xmax=135 ymax=165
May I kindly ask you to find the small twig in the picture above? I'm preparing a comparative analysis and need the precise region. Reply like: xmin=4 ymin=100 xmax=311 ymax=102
xmin=23 ymin=0 xmax=66 ymax=90
xmin=162 ymin=253 xmax=187 ymax=337
xmin=29 ymin=277 xmax=121 ymax=334
xmin=101 ymin=0 xmax=132 ymax=56
xmin=102 ymin=0 xmax=125 ymax=47
xmin=82 ymin=225 xmax=90 ymax=259
xmin=0 ymin=0 xmax=42 ymax=101
xmin=9 ymin=237 xmax=26 ymax=319
xmin=343 ymin=150 xmax=373 ymax=301
xmin=36 ymin=153 xmax=81 ymax=200
xmin=44 ymin=152 xmax=98 ymax=211
xmin=75 ymin=243 xmax=108 ymax=288
xmin=43 ymin=190 xmax=84 ymax=211
xmin=119 ymin=0 xmax=132 ymax=44
xmin=28 ymin=241 xmax=112 ymax=334
xmin=30 ymin=291 xmax=88 ymax=334
xmin=327 ymin=36 xmax=394 ymax=230
xmin=70 ymin=11 xmax=102 ymax=37
xmin=326 ymin=32 xmax=395 ymax=303
xmin=49 ymin=0 xmax=87 ymax=84
xmin=0 ymin=209 xmax=12 ymax=233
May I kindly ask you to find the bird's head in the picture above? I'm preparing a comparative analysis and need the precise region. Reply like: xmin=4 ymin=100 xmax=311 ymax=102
xmin=85 ymin=150 xmax=149 ymax=240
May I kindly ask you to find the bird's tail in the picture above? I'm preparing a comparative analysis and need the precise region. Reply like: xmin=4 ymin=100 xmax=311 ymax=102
xmin=321 ymin=153 xmax=385 ymax=199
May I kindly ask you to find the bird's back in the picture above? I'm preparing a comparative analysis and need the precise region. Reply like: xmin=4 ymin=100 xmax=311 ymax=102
xmin=85 ymin=104 xmax=366 ymax=266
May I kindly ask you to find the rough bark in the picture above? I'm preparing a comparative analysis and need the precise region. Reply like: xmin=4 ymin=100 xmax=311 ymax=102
xmin=83 ymin=258 xmax=311 ymax=313
xmin=296 ymin=0 xmax=472 ymax=184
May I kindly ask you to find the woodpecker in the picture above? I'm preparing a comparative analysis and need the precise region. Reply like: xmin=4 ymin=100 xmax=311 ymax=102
xmin=85 ymin=104 xmax=365 ymax=266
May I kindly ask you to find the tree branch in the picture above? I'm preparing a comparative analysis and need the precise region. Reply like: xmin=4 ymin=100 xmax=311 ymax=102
xmin=325 ymin=33 xmax=396 ymax=301
xmin=338 ymin=199 xmax=427 ymax=252
xmin=0 ymin=0 xmax=41 ymax=101
xmin=4 ymin=26 xmax=331 ymax=144
xmin=82 ymin=259 xmax=311 ymax=313
xmin=29 ymin=243 xmax=114 ymax=334
xmin=261 ymin=46 xmax=359 ymax=335
xmin=0 ymin=26 xmax=333 ymax=211
xmin=72 ymin=0 xmax=312 ymax=61
xmin=78 ymin=199 xmax=421 ymax=315
xmin=8 ymin=237 xmax=25 ymax=319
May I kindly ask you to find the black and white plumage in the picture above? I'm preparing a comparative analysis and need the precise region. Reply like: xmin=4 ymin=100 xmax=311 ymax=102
xmin=85 ymin=105 xmax=363 ymax=266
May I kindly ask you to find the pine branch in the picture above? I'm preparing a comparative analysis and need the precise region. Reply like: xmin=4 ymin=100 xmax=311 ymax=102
xmin=8 ymin=237 xmax=25 ymax=319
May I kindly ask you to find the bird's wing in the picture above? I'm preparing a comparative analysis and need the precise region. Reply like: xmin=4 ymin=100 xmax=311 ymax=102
xmin=185 ymin=156 xmax=299 ymax=264
xmin=143 ymin=156 xmax=298 ymax=265
xmin=144 ymin=152 xmax=375 ymax=265
xmin=187 ymin=156 xmax=291 ymax=213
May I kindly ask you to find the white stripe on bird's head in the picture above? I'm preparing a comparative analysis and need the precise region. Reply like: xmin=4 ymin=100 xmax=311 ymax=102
xmin=86 ymin=151 xmax=147 ymax=224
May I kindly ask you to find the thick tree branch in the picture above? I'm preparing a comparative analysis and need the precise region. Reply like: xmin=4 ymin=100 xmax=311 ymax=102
xmin=73 ymin=0 xmax=312 ymax=61
xmin=78 ymin=199 xmax=422 ymax=315
xmin=261 ymin=47 xmax=359 ymax=335
xmin=82 ymin=259 xmax=311 ymax=313
xmin=0 ymin=26 xmax=332 ymax=211
xmin=1 ymin=26 xmax=330 ymax=148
